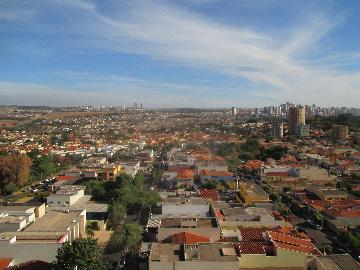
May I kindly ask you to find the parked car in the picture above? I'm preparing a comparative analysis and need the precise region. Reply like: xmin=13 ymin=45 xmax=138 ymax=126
xmin=307 ymin=219 xmax=322 ymax=230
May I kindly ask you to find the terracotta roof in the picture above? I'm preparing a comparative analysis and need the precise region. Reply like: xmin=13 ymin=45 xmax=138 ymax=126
xmin=169 ymin=231 xmax=210 ymax=244
xmin=325 ymin=208 xmax=360 ymax=218
xmin=199 ymin=189 xmax=220 ymax=201
xmin=0 ymin=258 xmax=12 ymax=270
xmin=234 ymin=242 xmax=266 ymax=254
xmin=268 ymin=231 xmax=321 ymax=255
xmin=55 ymin=175 xmax=75 ymax=181
xmin=265 ymin=172 xmax=289 ymax=177
xmin=245 ymin=160 xmax=264 ymax=170
xmin=240 ymin=229 xmax=266 ymax=241
xmin=201 ymin=170 xmax=233 ymax=177
xmin=176 ymin=169 xmax=194 ymax=179
xmin=272 ymin=227 xmax=309 ymax=240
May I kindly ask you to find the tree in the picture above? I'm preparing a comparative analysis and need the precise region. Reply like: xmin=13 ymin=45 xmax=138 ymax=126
xmin=0 ymin=154 xmax=32 ymax=193
xmin=269 ymin=193 xmax=280 ymax=203
xmin=260 ymin=145 xmax=288 ymax=160
xmin=133 ymin=172 xmax=144 ymax=187
xmin=141 ymin=191 xmax=161 ymax=206
xmin=30 ymin=155 xmax=59 ymax=181
xmin=107 ymin=202 xmax=126 ymax=229
xmin=151 ymin=167 xmax=163 ymax=185
xmin=115 ymin=173 xmax=132 ymax=188
xmin=106 ymin=224 xmax=143 ymax=254
xmin=55 ymin=238 xmax=105 ymax=270
xmin=200 ymin=181 xmax=217 ymax=190
xmin=85 ymin=180 xmax=106 ymax=201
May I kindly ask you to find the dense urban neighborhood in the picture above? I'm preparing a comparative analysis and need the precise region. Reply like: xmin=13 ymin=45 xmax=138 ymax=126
xmin=0 ymin=104 xmax=360 ymax=270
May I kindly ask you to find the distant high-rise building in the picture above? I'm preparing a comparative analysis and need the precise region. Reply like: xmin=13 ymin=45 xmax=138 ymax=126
xmin=254 ymin=108 xmax=259 ymax=118
xmin=231 ymin=107 xmax=237 ymax=117
xmin=288 ymin=106 xmax=306 ymax=135
xmin=274 ymin=106 xmax=282 ymax=116
xmin=134 ymin=102 xmax=137 ymax=109
xmin=272 ymin=122 xmax=284 ymax=139
xmin=332 ymin=125 xmax=349 ymax=140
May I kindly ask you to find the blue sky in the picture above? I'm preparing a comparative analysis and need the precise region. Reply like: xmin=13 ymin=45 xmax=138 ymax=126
xmin=0 ymin=0 xmax=359 ymax=108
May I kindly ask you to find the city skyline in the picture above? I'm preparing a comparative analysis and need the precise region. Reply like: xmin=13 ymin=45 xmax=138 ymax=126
xmin=1 ymin=0 xmax=360 ymax=107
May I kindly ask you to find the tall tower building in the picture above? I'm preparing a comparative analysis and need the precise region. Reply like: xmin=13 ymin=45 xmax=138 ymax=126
xmin=288 ymin=106 xmax=305 ymax=135
xmin=231 ymin=107 xmax=237 ymax=118
xmin=332 ymin=125 xmax=349 ymax=140
xmin=272 ymin=122 xmax=284 ymax=138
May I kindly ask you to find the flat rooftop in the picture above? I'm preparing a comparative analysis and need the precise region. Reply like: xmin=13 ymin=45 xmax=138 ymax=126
xmin=240 ymin=182 xmax=268 ymax=197
xmin=0 ymin=205 xmax=35 ymax=212
xmin=0 ymin=216 xmax=26 ymax=224
xmin=49 ymin=195 xmax=108 ymax=213
xmin=1 ymin=231 xmax=66 ymax=242
xmin=162 ymin=197 xmax=207 ymax=205
xmin=150 ymin=243 xmax=238 ymax=262
xmin=25 ymin=210 xmax=83 ymax=232
xmin=150 ymin=243 xmax=182 ymax=262
xmin=160 ymin=218 xmax=217 ymax=228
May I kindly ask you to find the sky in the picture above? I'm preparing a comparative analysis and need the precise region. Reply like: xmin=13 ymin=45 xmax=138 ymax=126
xmin=0 ymin=0 xmax=359 ymax=108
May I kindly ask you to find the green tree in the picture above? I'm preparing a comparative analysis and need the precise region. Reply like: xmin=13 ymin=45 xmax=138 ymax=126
xmin=85 ymin=180 xmax=106 ymax=201
xmin=269 ymin=193 xmax=280 ymax=203
xmin=133 ymin=172 xmax=144 ymax=187
xmin=200 ymin=181 xmax=217 ymax=190
xmin=55 ymin=238 xmax=105 ymax=270
xmin=106 ymin=224 xmax=143 ymax=254
xmin=151 ymin=167 xmax=163 ymax=185
xmin=115 ymin=173 xmax=132 ymax=188
xmin=107 ymin=202 xmax=126 ymax=229
xmin=30 ymin=155 xmax=59 ymax=181
xmin=141 ymin=191 xmax=161 ymax=206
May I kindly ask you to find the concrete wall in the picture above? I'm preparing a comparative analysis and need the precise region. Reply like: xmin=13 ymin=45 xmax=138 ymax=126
xmin=35 ymin=203 xmax=46 ymax=218
xmin=149 ymin=261 xmax=238 ymax=270
xmin=238 ymin=248 xmax=306 ymax=269
xmin=47 ymin=189 xmax=84 ymax=207
xmin=0 ymin=218 xmax=27 ymax=232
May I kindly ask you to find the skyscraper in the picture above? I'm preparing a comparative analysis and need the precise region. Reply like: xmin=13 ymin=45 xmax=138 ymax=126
xmin=231 ymin=107 xmax=237 ymax=118
xmin=288 ymin=106 xmax=305 ymax=135
xmin=272 ymin=122 xmax=284 ymax=138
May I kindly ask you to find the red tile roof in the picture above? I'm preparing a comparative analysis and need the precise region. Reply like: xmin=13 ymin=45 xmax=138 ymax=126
xmin=0 ymin=258 xmax=12 ymax=270
xmin=240 ymin=229 xmax=266 ymax=241
xmin=169 ymin=231 xmax=210 ymax=245
xmin=234 ymin=242 xmax=267 ymax=254
xmin=265 ymin=172 xmax=289 ymax=177
xmin=201 ymin=170 xmax=233 ymax=177
xmin=199 ymin=189 xmax=220 ymax=201
xmin=176 ymin=169 xmax=194 ymax=179
xmin=325 ymin=208 xmax=360 ymax=218
xmin=268 ymin=231 xmax=321 ymax=255
xmin=55 ymin=175 xmax=75 ymax=181
xmin=245 ymin=160 xmax=264 ymax=170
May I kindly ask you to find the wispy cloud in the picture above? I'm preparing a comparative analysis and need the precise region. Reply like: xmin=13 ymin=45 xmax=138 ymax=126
xmin=0 ymin=0 xmax=359 ymax=107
